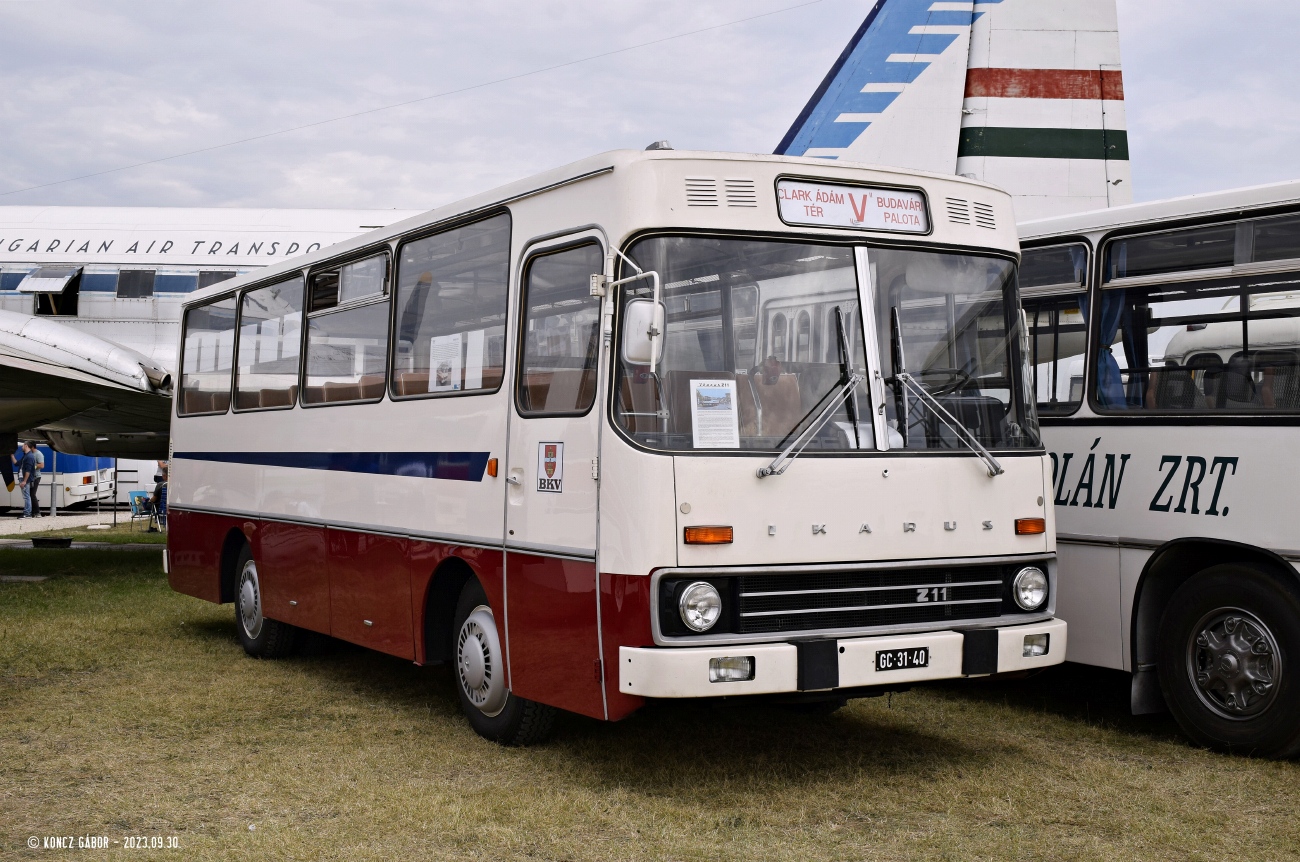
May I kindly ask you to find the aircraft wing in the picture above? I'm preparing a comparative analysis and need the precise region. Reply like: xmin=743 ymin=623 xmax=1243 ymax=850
xmin=0 ymin=309 xmax=173 ymax=471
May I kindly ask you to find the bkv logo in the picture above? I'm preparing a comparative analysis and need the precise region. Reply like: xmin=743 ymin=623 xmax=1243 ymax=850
xmin=536 ymin=442 xmax=564 ymax=493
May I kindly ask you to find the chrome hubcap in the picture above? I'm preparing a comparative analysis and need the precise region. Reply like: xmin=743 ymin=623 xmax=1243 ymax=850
xmin=1187 ymin=608 xmax=1280 ymax=719
xmin=457 ymin=605 xmax=507 ymax=717
xmin=238 ymin=560 xmax=263 ymax=640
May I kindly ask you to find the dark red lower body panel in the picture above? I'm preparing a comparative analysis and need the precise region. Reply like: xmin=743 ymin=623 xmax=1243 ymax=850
xmin=168 ymin=510 xmax=655 ymax=722
xmin=256 ymin=520 xmax=330 ymax=633
xmin=329 ymin=530 xmax=414 ymax=660
xmin=601 ymin=573 xmax=652 ymax=720
xmin=506 ymin=552 xmax=605 ymax=720
xmin=167 ymin=509 xmax=236 ymax=603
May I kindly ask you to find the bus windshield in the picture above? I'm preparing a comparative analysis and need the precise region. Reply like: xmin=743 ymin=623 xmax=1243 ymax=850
xmin=613 ymin=236 xmax=1038 ymax=453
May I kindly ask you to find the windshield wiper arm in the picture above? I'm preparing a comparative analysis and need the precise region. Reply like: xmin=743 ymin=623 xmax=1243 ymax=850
xmin=885 ymin=305 xmax=1003 ymax=478
xmin=756 ymin=371 xmax=864 ymax=478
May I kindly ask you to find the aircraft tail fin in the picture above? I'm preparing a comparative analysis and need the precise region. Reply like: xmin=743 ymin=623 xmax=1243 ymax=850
xmin=777 ymin=0 xmax=1131 ymax=219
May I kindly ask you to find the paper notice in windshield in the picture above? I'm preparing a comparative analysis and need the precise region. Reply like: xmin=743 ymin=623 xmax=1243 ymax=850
xmin=777 ymin=179 xmax=928 ymax=233
xmin=690 ymin=379 xmax=740 ymax=449
xmin=430 ymin=334 xmax=463 ymax=391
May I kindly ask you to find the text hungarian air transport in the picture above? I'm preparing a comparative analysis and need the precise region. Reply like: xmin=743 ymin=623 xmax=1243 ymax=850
xmin=167 ymin=148 xmax=1064 ymax=743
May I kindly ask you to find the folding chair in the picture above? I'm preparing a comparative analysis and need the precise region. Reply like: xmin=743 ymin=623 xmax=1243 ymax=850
xmin=128 ymin=490 xmax=153 ymax=531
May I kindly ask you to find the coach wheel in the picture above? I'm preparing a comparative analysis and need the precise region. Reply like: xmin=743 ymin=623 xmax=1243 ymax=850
xmin=1157 ymin=564 xmax=1300 ymax=758
xmin=232 ymin=544 xmax=297 ymax=659
xmin=451 ymin=579 xmax=555 ymax=745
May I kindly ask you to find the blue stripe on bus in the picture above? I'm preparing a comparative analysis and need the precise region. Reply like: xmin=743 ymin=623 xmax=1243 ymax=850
xmin=173 ymin=451 xmax=491 ymax=482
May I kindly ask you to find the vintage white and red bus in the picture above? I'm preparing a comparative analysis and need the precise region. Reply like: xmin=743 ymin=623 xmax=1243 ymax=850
xmin=167 ymin=148 xmax=1065 ymax=744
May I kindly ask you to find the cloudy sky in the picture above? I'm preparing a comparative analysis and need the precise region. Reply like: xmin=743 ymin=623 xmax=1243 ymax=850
xmin=1 ymin=0 xmax=1296 ymax=212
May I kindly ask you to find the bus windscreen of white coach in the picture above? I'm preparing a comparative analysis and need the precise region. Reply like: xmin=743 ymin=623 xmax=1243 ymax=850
xmin=612 ymin=237 xmax=1037 ymax=452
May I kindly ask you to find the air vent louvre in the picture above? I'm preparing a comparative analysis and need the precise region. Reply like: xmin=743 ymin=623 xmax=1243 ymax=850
xmin=946 ymin=198 xmax=971 ymax=226
xmin=685 ymin=177 xmax=719 ymax=207
xmin=973 ymin=201 xmax=996 ymax=229
xmin=724 ymin=178 xmax=758 ymax=208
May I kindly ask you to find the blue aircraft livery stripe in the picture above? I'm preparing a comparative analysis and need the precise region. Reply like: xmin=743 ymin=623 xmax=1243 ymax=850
xmin=174 ymin=451 xmax=491 ymax=482
xmin=776 ymin=0 xmax=1004 ymax=157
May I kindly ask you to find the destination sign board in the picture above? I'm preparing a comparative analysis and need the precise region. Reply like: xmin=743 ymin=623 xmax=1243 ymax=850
xmin=776 ymin=179 xmax=929 ymax=234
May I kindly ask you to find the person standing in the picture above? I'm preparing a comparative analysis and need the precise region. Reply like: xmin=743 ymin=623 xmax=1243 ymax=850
xmin=27 ymin=443 xmax=43 ymax=518
xmin=12 ymin=443 xmax=36 ymax=518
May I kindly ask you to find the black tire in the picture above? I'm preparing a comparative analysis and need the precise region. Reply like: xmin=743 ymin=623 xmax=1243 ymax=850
xmin=232 ymin=543 xmax=298 ymax=659
xmin=1157 ymin=563 xmax=1300 ymax=758
xmin=452 ymin=579 xmax=555 ymax=745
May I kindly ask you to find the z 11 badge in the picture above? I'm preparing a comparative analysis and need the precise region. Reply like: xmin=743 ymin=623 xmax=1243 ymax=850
xmin=537 ymin=442 xmax=564 ymax=492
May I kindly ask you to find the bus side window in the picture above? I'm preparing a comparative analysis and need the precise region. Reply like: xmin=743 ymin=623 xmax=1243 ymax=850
xmin=234 ymin=276 xmax=303 ymax=411
xmin=391 ymin=213 xmax=511 ymax=398
xmin=302 ymin=253 xmax=390 ymax=406
xmin=179 ymin=294 xmax=238 ymax=415
xmin=517 ymin=243 xmax=604 ymax=415
xmin=1024 ymin=293 xmax=1087 ymax=414
xmin=770 ymin=313 xmax=787 ymax=361
xmin=1092 ymin=274 xmax=1300 ymax=413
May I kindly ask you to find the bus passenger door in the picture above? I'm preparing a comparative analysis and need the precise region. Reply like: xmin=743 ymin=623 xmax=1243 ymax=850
xmin=504 ymin=236 xmax=607 ymax=720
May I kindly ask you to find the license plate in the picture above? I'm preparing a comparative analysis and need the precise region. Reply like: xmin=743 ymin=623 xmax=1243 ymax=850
xmin=875 ymin=647 xmax=930 ymax=671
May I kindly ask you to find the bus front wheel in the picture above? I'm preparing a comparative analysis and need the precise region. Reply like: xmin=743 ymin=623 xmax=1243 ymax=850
xmin=452 ymin=579 xmax=555 ymax=745
xmin=1157 ymin=564 xmax=1300 ymax=758
xmin=233 ymin=544 xmax=298 ymax=659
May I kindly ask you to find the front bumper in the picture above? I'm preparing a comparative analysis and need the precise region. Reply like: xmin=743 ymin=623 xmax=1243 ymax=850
xmin=619 ymin=618 xmax=1066 ymax=698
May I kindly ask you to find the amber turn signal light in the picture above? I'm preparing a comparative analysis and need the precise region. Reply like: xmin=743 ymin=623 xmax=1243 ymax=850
xmin=684 ymin=525 xmax=734 ymax=545
xmin=486 ymin=458 xmax=498 ymax=478
xmin=1015 ymin=517 xmax=1046 ymax=535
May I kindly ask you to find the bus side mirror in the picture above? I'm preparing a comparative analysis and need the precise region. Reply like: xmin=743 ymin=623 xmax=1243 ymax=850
xmin=621 ymin=299 xmax=665 ymax=366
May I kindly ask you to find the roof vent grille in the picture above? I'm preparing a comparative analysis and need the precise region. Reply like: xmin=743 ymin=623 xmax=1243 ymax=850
xmin=685 ymin=177 xmax=719 ymax=207
xmin=946 ymin=198 xmax=971 ymax=226
xmin=973 ymin=201 xmax=996 ymax=229
xmin=724 ymin=178 xmax=758 ymax=208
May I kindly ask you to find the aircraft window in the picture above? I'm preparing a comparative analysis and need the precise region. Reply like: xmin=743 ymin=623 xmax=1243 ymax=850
xmin=156 ymin=273 xmax=198 ymax=293
xmin=199 ymin=271 xmax=237 ymax=290
xmin=179 ymin=295 xmax=238 ymax=415
xmin=1091 ymin=272 xmax=1300 ymax=413
xmin=303 ymin=253 xmax=390 ymax=406
xmin=28 ymin=267 xmax=82 ymax=317
xmin=116 ymin=270 xmax=156 ymax=299
xmin=392 ymin=213 xmax=511 ymax=398
xmin=516 ymin=242 xmax=603 ymax=416
xmin=234 ymin=277 xmax=303 ymax=411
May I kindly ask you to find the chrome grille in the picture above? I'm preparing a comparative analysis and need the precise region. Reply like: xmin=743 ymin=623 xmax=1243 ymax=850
xmin=735 ymin=563 xmax=1014 ymax=634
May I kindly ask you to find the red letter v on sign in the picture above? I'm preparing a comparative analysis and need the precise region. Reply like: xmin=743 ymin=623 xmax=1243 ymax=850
xmin=849 ymin=193 xmax=869 ymax=222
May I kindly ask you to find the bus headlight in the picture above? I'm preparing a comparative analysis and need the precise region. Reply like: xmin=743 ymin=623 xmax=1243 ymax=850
xmin=678 ymin=581 xmax=722 ymax=632
xmin=1012 ymin=567 xmax=1048 ymax=611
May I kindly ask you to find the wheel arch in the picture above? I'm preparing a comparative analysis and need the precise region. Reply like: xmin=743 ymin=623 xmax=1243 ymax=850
xmin=421 ymin=556 xmax=478 ymax=665
xmin=218 ymin=526 xmax=252 ymax=604
xmin=1129 ymin=536 xmax=1300 ymax=713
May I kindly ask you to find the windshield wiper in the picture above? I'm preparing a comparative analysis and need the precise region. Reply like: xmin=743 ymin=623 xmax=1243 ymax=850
xmin=885 ymin=306 xmax=1004 ymax=478
xmin=756 ymin=370 xmax=864 ymax=478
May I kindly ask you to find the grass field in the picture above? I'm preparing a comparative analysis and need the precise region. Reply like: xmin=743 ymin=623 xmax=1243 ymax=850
xmin=16 ymin=520 xmax=168 ymax=545
xmin=2 ymin=549 xmax=1297 ymax=861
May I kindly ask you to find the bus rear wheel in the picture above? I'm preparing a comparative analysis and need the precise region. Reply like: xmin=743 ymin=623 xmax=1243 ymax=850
xmin=452 ymin=579 xmax=554 ymax=745
xmin=233 ymin=544 xmax=298 ymax=659
xmin=1157 ymin=564 xmax=1300 ymax=758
